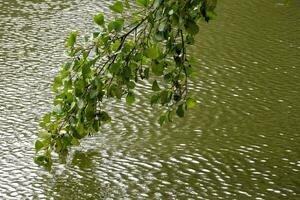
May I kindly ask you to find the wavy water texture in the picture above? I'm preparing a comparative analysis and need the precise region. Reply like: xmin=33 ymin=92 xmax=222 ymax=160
xmin=0 ymin=0 xmax=299 ymax=199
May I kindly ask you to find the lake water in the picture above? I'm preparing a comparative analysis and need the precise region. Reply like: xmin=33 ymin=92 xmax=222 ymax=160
xmin=0 ymin=0 xmax=299 ymax=199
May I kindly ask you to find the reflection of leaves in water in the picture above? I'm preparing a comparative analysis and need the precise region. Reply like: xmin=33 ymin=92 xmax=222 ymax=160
xmin=71 ymin=149 xmax=99 ymax=169
xmin=39 ymin=149 xmax=124 ymax=199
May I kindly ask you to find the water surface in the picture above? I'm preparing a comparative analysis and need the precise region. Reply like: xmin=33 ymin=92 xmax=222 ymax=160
xmin=0 ymin=0 xmax=299 ymax=199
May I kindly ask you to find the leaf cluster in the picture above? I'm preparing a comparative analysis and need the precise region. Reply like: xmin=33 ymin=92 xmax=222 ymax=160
xmin=34 ymin=0 xmax=216 ymax=168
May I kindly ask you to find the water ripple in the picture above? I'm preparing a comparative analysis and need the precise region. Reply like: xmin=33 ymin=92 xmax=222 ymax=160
xmin=0 ymin=0 xmax=300 ymax=199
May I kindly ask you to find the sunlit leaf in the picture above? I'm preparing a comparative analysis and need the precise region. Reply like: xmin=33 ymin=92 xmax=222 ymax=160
xmin=37 ymin=131 xmax=51 ymax=139
xmin=136 ymin=0 xmax=149 ymax=7
xmin=94 ymin=13 xmax=105 ymax=26
xmin=66 ymin=31 xmax=78 ymax=47
xmin=71 ymin=137 xmax=80 ymax=146
xmin=111 ymin=40 xmax=121 ymax=51
xmin=145 ymin=46 xmax=159 ymax=59
xmin=43 ymin=113 xmax=51 ymax=123
xmin=52 ymin=76 xmax=62 ymax=91
xmin=77 ymin=99 xmax=84 ymax=109
xmin=186 ymin=97 xmax=196 ymax=109
xmin=35 ymin=140 xmax=44 ymax=152
xmin=109 ymin=1 xmax=124 ymax=13
xmin=108 ymin=18 xmax=124 ymax=32
xmin=126 ymin=91 xmax=135 ymax=105
xmin=76 ymin=122 xmax=85 ymax=138
xmin=159 ymin=114 xmax=166 ymax=126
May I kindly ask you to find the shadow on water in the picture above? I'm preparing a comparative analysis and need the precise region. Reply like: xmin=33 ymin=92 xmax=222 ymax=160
xmin=37 ymin=149 xmax=125 ymax=199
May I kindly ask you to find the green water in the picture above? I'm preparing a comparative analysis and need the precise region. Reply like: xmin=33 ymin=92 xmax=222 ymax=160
xmin=0 ymin=0 xmax=299 ymax=199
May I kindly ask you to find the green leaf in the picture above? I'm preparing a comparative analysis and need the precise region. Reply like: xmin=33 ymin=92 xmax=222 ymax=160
xmin=93 ymin=120 xmax=100 ymax=132
xmin=145 ymin=46 xmax=159 ymax=59
xmin=76 ymin=122 xmax=85 ymax=136
xmin=159 ymin=114 xmax=166 ymax=126
xmin=151 ymin=62 xmax=164 ymax=76
xmin=136 ymin=0 xmax=149 ymax=7
xmin=85 ymin=103 xmax=95 ymax=120
xmin=89 ymin=89 xmax=97 ymax=99
xmin=110 ymin=84 xmax=123 ymax=99
xmin=66 ymin=31 xmax=78 ymax=48
xmin=71 ymin=137 xmax=80 ymax=146
xmin=77 ymin=99 xmax=85 ymax=109
xmin=60 ymin=68 xmax=70 ymax=79
xmin=150 ymin=94 xmax=160 ymax=106
xmin=43 ymin=113 xmax=51 ymax=123
xmin=155 ymin=31 xmax=164 ymax=41
xmin=115 ymin=18 xmax=124 ymax=32
xmin=63 ymin=62 xmax=72 ymax=70
xmin=35 ymin=140 xmax=44 ymax=152
xmin=108 ymin=22 xmax=114 ymax=32
xmin=99 ymin=111 xmax=111 ymax=123
xmin=185 ymin=65 xmax=193 ymax=76
xmin=176 ymin=104 xmax=185 ymax=118
xmin=34 ymin=154 xmax=52 ymax=169
xmin=126 ymin=91 xmax=135 ymax=105
xmin=129 ymin=63 xmax=138 ymax=71
xmin=127 ymin=81 xmax=135 ymax=89
xmin=185 ymin=19 xmax=199 ymax=35
xmin=109 ymin=1 xmax=124 ymax=13
xmin=111 ymin=39 xmax=121 ymax=51
xmin=94 ymin=13 xmax=105 ymax=26
xmin=108 ymin=18 xmax=124 ymax=32
xmin=37 ymin=131 xmax=51 ymax=139
xmin=158 ymin=21 xmax=166 ymax=31
xmin=160 ymin=90 xmax=170 ymax=105
xmin=115 ymin=87 xmax=123 ymax=99
xmin=62 ymin=134 xmax=72 ymax=146
xmin=75 ymin=78 xmax=85 ymax=92
xmin=83 ymin=50 xmax=90 ymax=59
xmin=152 ymin=80 xmax=160 ymax=91
xmin=164 ymin=73 xmax=173 ymax=83
xmin=123 ymin=66 xmax=132 ymax=79
xmin=144 ymin=68 xmax=150 ymax=79
xmin=95 ymin=77 xmax=103 ymax=88
xmin=54 ymin=76 xmax=62 ymax=85
xmin=93 ymin=32 xmax=100 ymax=39
xmin=82 ymin=63 xmax=91 ymax=79
xmin=109 ymin=62 xmax=121 ymax=74
xmin=171 ymin=14 xmax=179 ymax=26
xmin=186 ymin=97 xmax=196 ymax=109
xmin=153 ymin=0 xmax=161 ymax=9
xmin=186 ymin=35 xmax=195 ymax=45
xmin=166 ymin=110 xmax=173 ymax=122
xmin=52 ymin=76 xmax=62 ymax=91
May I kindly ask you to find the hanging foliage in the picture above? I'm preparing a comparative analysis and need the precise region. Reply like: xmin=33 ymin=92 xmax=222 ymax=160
xmin=34 ymin=0 xmax=217 ymax=168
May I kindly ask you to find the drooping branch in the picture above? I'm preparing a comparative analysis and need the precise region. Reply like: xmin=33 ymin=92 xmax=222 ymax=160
xmin=34 ymin=0 xmax=217 ymax=169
